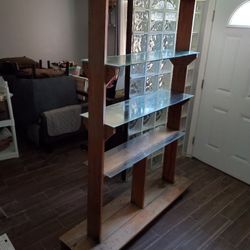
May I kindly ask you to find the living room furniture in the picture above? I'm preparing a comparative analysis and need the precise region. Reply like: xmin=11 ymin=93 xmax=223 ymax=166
xmin=3 ymin=75 xmax=87 ymax=147
xmin=0 ymin=57 xmax=67 ymax=79
xmin=0 ymin=77 xmax=19 ymax=161
xmin=60 ymin=0 xmax=198 ymax=249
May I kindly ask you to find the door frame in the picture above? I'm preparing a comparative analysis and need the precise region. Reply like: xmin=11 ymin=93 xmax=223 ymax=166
xmin=186 ymin=0 xmax=217 ymax=156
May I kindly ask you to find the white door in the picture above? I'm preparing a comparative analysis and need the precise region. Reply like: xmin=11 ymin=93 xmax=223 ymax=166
xmin=193 ymin=0 xmax=250 ymax=184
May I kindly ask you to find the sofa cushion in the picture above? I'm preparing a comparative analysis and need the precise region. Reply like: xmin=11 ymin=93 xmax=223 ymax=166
xmin=13 ymin=76 xmax=78 ymax=128
xmin=42 ymin=104 xmax=82 ymax=137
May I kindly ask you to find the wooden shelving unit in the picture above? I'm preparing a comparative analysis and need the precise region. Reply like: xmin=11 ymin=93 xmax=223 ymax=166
xmin=0 ymin=77 xmax=19 ymax=161
xmin=60 ymin=0 xmax=198 ymax=249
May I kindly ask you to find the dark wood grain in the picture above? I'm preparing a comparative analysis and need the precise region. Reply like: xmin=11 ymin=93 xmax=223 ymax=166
xmin=145 ymin=216 xmax=198 ymax=250
xmin=176 ymin=0 xmax=196 ymax=51
xmin=174 ymin=214 xmax=230 ymax=250
xmin=163 ymin=141 xmax=178 ymax=183
xmin=190 ymin=181 xmax=247 ymax=225
xmin=87 ymin=0 xmax=109 ymax=242
xmin=162 ymin=0 xmax=196 ymax=184
xmin=60 ymin=174 xmax=190 ymax=250
xmin=131 ymin=158 xmax=147 ymax=208
xmin=220 ymin=209 xmax=250 ymax=246
xmin=124 ymin=0 xmax=133 ymax=100
xmin=237 ymin=236 xmax=250 ymax=250
xmin=0 ymin=140 xmax=249 ymax=249
xmin=204 ymin=237 xmax=237 ymax=250
xmin=220 ymin=190 xmax=250 ymax=221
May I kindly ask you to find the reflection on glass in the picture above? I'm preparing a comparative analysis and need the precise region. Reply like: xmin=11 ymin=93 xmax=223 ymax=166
xmin=186 ymin=69 xmax=194 ymax=85
xmin=164 ymin=12 xmax=177 ymax=32
xmin=162 ymin=34 xmax=175 ymax=50
xmin=133 ymin=11 xmax=149 ymax=32
xmin=196 ymin=1 xmax=203 ymax=13
xmin=81 ymin=90 xmax=193 ymax=128
xmin=159 ymin=73 xmax=171 ymax=89
xmin=155 ymin=109 xmax=167 ymax=126
xmin=131 ymin=63 xmax=146 ymax=78
xmin=182 ymin=102 xmax=189 ymax=116
xmin=134 ymin=0 xmax=150 ymax=9
xmin=185 ymin=85 xmax=192 ymax=94
xmin=146 ymin=61 xmax=160 ymax=75
xmin=193 ymin=13 xmax=201 ymax=33
xmin=164 ymin=20 xmax=176 ymax=32
xmin=148 ymin=34 xmax=162 ymax=51
xmin=84 ymin=50 xmax=198 ymax=67
xmin=143 ymin=113 xmax=155 ymax=130
xmin=130 ymin=77 xmax=145 ymax=97
xmin=105 ymin=127 xmax=185 ymax=177
xmin=191 ymin=33 xmax=198 ymax=51
xmin=146 ymin=75 xmax=158 ymax=93
xmin=151 ymin=0 xmax=165 ymax=9
xmin=129 ymin=132 xmax=142 ymax=140
xmin=129 ymin=118 xmax=143 ymax=136
xmin=152 ymin=152 xmax=163 ymax=168
xmin=160 ymin=59 xmax=172 ymax=73
xmin=132 ymin=34 xmax=148 ymax=53
xmin=166 ymin=0 xmax=178 ymax=10
xmin=180 ymin=117 xmax=186 ymax=131
xmin=150 ymin=11 xmax=164 ymax=31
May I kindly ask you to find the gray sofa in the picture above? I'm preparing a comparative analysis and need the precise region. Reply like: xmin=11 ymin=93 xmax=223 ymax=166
xmin=4 ymin=75 xmax=87 ymax=147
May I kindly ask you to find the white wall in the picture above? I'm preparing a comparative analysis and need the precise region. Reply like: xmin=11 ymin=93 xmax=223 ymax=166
xmin=0 ymin=0 xmax=88 ymax=64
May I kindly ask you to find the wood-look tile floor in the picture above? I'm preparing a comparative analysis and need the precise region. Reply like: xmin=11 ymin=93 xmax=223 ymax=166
xmin=0 ymin=140 xmax=249 ymax=250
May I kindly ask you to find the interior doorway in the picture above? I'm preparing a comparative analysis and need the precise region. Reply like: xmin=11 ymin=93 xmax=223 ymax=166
xmin=193 ymin=0 xmax=250 ymax=184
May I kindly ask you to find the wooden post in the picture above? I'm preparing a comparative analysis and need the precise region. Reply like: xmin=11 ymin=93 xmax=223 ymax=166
xmin=162 ymin=0 xmax=196 ymax=183
xmin=47 ymin=60 xmax=51 ymax=69
xmin=32 ymin=64 xmax=36 ymax=78
xmin=124 ymin=0 xmax=133 ymax=100
xmin=87 ymin=0 xmax=109 ymax=242
xmin=119 ymin=0 xmax=134 ymax=181
xmin=131 ymin=158 xmax=147 ymax=209
xmin=65 ymin=62 xmax=70 ymax=76
xmin=39 ymin=59 xmax=42 ymax=69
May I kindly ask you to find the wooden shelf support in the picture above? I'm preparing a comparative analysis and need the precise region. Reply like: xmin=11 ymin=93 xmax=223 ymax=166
xmin=131 ymin=158 xmax=147 ymax=209
xmin=87 ymin=0 xmax=109 ymax=242
xmin=163 ymin=0 xmax=197 ymax=183
xmin=60 ymin=171 xmax=191 ymax=250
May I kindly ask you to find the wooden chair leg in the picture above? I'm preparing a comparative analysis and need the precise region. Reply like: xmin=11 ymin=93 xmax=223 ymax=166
xmin=131 ymin=158 xmax=147 ymax=209
xmin=121 ymin=170 xmax=127 ymax=182
xmin=39 ymin=59 xmax=42 ymax=69
xmin=162 ymin=141 xmax=178 ymax=183
xmin=32 ymin=64 xmax=36 ymax=78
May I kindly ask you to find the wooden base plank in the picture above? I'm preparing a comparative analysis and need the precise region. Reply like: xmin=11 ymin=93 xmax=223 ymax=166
xmin=60 ymin=169 xmax=162 ymax=249
xmin=60 ymin=170 xmax=191 ymax=250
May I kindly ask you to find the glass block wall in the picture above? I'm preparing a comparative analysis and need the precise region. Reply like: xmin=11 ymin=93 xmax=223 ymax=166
xmin=127 ymin=0 xmax=207 ymax=168
xmin=130 ymin=0 xmax=179 ymax=97
xmin=128 ymin=0 xmax=180 ymax=170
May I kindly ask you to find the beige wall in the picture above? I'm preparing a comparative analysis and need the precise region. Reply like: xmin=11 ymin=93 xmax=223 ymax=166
xmin=0 ymin=0 xmax=88 ymax=64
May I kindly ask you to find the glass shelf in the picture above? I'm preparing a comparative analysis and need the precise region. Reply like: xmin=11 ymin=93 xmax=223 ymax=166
xmin=104 ymin=127 xmax=185 ymax=178
xmin=81 ymin=89 xmax=193 ymax=128
xmin=81 ymin=50 xmax=198 ymax=67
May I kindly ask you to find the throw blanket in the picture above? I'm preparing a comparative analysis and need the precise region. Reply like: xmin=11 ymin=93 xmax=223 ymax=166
xmin=43 ymin=105 xmax=81 ymax=137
